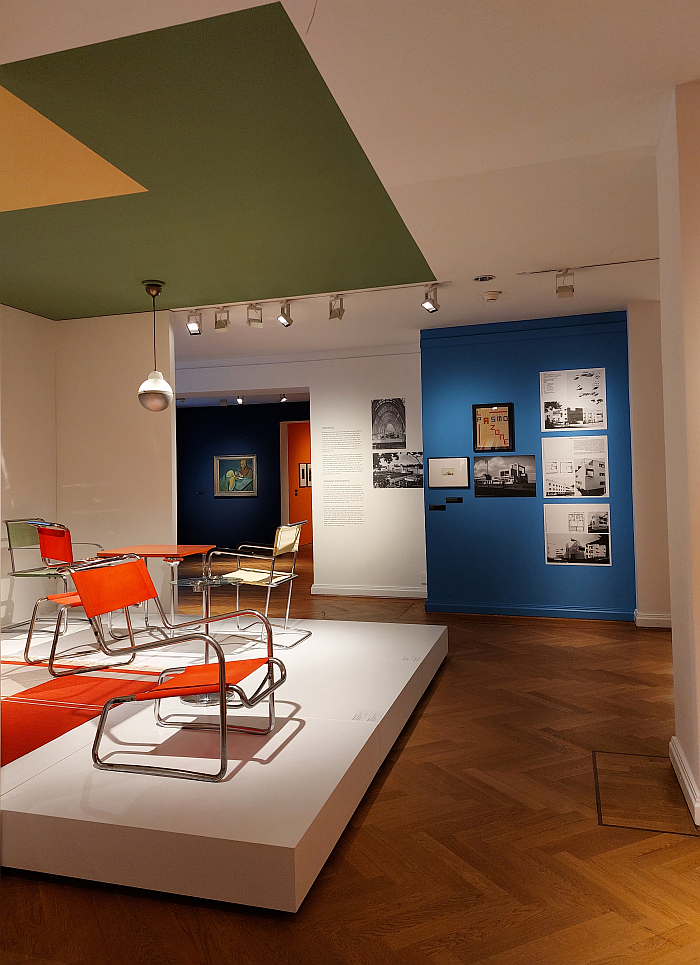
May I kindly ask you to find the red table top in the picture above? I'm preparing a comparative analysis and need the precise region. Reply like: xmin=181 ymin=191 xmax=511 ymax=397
xmin=97 ymin=544 xmax=214 ymax=559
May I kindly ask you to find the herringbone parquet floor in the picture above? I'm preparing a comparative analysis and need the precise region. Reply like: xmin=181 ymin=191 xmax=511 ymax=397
xmin=0 ymin=546 xmax=694 ymax=965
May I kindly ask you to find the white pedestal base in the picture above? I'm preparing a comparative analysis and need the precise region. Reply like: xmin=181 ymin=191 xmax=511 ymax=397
xmin=1 ymin=619 xmax=447 ymax=911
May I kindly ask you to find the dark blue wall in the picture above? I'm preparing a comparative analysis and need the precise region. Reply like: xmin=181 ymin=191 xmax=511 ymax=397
xmin=177 ymin=402 xmax=310 ymax=547
xmin=421 ymin=312 xmax=635 ymax=620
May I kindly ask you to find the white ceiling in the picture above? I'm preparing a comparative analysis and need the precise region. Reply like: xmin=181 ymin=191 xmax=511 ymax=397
xmin=4 ymin=0 xmax=700 ymax=363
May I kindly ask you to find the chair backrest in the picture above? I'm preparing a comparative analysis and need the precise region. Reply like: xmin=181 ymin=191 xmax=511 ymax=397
xmin=71 ymin=557 xmax=157 ymax=618
xmin=273 ymin=522 xmax=305 ymax=557
xmin=5 ymin=518 xmax=47 ymax=571
xmin=37 ymin=524 xmax=74 ymax=564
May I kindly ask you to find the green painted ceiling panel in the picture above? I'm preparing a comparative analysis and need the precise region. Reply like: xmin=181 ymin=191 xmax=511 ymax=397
xmin=0 ymin=3 xmax=433 ymax=319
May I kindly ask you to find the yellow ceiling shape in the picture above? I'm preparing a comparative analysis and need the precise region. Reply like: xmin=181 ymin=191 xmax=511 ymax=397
xmin=0 ymin=85 xmax=146 ymax=212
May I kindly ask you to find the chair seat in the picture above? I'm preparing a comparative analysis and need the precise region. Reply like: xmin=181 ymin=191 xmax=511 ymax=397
xmin=12 ymin=566 xmax=66 ymax=578
xmin=135 ymin=657 xmax=268 ymax=700
xmin=46 ymin=591 xmax=82 ymax=606
xmin=222 ymin=568 xmax=293 ymax=586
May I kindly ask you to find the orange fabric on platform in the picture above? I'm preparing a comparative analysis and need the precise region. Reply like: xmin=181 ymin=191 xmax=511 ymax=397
xmin=135 ymin=657 xmax=268 ymax=700
xmin=1 ymin=674 xmax=154 ymax=765
xmin=37 ymin=525 xmax=74 ymax=564
xmin=46 ymin=591 xmax=82 ymax=606
xmin=72 ymin=557 xmax=157 ymax=618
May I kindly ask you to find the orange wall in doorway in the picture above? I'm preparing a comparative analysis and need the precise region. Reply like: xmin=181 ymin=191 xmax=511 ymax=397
xmin=287 ymin=421 xmax=312 ymax=545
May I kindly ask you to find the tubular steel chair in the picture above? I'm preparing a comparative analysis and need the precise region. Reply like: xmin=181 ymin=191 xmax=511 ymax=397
xmin=205 ymin=521 xmax=310 ymax=647
xmin=23 ymin=523 xmax=105 ymax=672
xmin=66 ymin=555 xmax=286 ymax=781
xmin=4 ymin=518 xmax=70 ymax=629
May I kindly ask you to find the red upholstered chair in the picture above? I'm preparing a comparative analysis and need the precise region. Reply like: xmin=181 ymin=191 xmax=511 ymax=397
xmin=68 ymin=555 xmax=285 ymax=781
xmin=23 ymin=523 xmax=104 ymax=672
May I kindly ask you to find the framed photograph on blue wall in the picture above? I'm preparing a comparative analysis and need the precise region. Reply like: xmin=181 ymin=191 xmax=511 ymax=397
xmin=214 ymin=454 xmax=257 ymax=496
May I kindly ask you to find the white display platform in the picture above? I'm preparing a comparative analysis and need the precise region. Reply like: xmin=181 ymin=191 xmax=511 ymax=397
xmin=1 ymin=618 xmax=447 ymax=911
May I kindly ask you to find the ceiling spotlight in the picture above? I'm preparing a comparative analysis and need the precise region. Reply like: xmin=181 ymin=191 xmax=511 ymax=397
xmin=214 ymin=308 xmax=230 ymax=330
xmin=280 ymin=393 xmax=288 ymax=403
xmin=481 ymin=290 xmax=502 ymax=302
xmin=329 ymin=295 xmax=345 ymax=321
xmin=236 ymin=395 xmax=244 ymax=405
xmin=556 ymin=269 xmax=574 ymax=298
xmin=421 ymin=284 xmax=440 ymax=313
xmin=277 ymin=300 xmax=293 ymax=327
xmin=246 ymin=304 xmax=263 ymax=328
xmin=138 ymin=281 xmax=173 ymax=411
xmin=186 ymin=311 xmax=202 ymax=335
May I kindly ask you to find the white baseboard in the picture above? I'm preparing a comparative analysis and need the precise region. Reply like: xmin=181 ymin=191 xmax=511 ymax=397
xmin=634 ymin=609 xmax=672 ymax=628
xmin=311 ymin=583 xmax=427 ymax=599
xmin=669 ymin=737 xmax=700 ymax=825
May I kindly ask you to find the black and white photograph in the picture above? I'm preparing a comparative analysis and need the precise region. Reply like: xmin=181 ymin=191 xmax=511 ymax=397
xmin=373 ymin=451 xmax=423 ymax=488
xmin=540 ymin=368 xmax=607 ymax=430
xmin=371 ymin=398 xmax=406 ymax=450
xmin=544 ymin=503 xmax=611 ymax=565
xmin=473 ymin=455 xmax=536 ymax=497
xmin=542 ymin=436 xmax=608 ymax=497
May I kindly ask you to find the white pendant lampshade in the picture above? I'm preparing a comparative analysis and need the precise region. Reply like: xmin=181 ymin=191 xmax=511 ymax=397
xmin=139 ymin=280 xmax=173 ymax=411
xmin=138 ymin=370 xmax=174 ymax=411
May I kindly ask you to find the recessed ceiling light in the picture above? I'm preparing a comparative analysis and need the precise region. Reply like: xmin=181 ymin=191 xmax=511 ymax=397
xmin=481 ymin=291 xmax=502 ymax=302
xmin=473 ymin=275 xmax=495 ymax=282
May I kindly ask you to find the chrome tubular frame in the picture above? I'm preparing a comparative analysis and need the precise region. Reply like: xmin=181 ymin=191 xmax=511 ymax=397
xmin=92 ymin=610 xmax=284 ymax=782
xmin=203 ymin=532 xmax=311 ymax=648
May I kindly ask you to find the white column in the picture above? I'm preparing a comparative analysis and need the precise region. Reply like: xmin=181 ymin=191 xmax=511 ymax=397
xmin=657 ymin=82 xmax=700 ymax=820
xmin=626 ymin=300 xmax=670 ymax=628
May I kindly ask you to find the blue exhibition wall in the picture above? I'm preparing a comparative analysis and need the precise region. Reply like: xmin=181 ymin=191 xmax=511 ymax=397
xmin=177 ymin=401 xmax=310 ymax=547
xmin=420 ymin=312 xmax=635 ymax=619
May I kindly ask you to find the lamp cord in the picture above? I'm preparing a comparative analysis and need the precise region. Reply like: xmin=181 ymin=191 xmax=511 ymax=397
xmin=152 ymin=293 xmax=157 ymax=371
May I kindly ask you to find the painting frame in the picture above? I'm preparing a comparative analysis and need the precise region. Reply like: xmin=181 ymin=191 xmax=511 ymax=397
xmin=427 ymin=457 xmax=470 ymax=489
xmin=214 ymin=454 xmax=257 ymax=497
xmin=298 ymin=463 xmax=307 ymax=488
xmin=472 ymin=403 xmax=515 ymax=453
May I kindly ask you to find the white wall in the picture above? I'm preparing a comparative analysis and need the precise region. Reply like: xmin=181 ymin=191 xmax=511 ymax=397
xmin=55 ymin=310 xmax=176 ymax=596
xmin=176 ymin=344 xmax=427 ymax=597
xmin=626 ymin=300 xmax=671 ymax=628
xmin=0 ymin=305 xmax=58 ymax=625
xmin=657 ymin=83 xmax=700 ymax=820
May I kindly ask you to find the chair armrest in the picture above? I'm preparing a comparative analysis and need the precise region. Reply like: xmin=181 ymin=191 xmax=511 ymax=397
xmin=73 ymin=541 xmax=105 ymax=552
xmin=236 ymin=543 xmax=273 ymax=554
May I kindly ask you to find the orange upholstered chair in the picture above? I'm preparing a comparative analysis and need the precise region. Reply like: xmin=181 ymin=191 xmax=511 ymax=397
xmin=67 ymin=555 xmax=285 ymax=781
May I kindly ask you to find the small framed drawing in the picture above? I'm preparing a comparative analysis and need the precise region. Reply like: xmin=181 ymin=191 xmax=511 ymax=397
xmin=299 ymin=463 xmax=307 ymax=488
xmin=472 ymin=403 xmax=515 ymax=452
xmin=428 ymin=457 xmax=470 ymax=489
xmin=306 ymin=463 xmax=312 ymax=486
xmin=214 ymin=455 xmax=257 ymax=496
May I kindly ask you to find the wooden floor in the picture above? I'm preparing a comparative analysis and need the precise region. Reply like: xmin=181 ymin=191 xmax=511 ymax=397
xmin=1 ymin=545 xmax=695 ymax=965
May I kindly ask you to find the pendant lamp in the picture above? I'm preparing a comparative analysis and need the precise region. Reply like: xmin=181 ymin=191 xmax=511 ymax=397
xmin=138 ymin=280 xmax=173 ymax=411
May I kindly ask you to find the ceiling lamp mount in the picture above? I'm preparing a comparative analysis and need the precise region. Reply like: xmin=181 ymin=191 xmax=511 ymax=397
xmin=214 ymin=308 xmax=230 ymax=330
xmin=246 ymin=304 xmax=263 ymax=328
xmin=138 ymin=280 xmax=173 ymax=412
xmin=277 ymin=300 xmax=293 ymax=327
xmin=421 ymin=284 xmax=440 ymax=313
xmin=481 ymin=290 xmax=502 ymax=302
xmin=555 ymin=269 xmax=575 ymax=298
xmin=329 ymin=295 xmax=345 ymax=321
